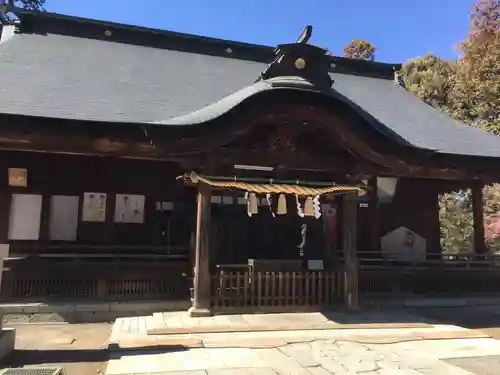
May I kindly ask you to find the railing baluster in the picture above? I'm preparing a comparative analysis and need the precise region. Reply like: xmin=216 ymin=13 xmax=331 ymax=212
xmin=285 ymin=272 xmax=290 ymax=306
xmin=264 ymin=272 xmax=270 ymax=306
xmin=244 ymin=271 xmax=249 ymax=307
xmin=271 ymin=272 xmax=276 ymax=306
xmin=311 ymin=271 xmax=317 ymax=305
xmin=305 ymin=272 xmax=310 ymax=306
xmin=257 ymin=272 xmax=262 ymax=307
xmin=236 ymin=270 xmax=241 ymax=306
xmin=278 ymin=272 xmax=284 ymax=306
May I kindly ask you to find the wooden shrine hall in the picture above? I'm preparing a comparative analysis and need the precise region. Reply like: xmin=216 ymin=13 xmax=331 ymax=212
xmin=2 ymin=12 xmax=500 ymax=311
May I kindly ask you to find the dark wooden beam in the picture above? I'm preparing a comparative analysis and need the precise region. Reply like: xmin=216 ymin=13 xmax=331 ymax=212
xmin=0 ymin=104 xmax=497 ymax=181
xmin=104 ymin=158 xmax=117 ymax=245
xmin=472 ymin=181 xmax=486 ymax=254
xmin=367 ymin=177 xmax=379 ymax=250
xmin=39 ymin=194 xmax=51 ymax=244
xmin=188 ymin=184 xmax=213 ymax=317
xmin=342 ymin=191 xmax=359 ymax=309
xmin=0 ymin=192 xmax=11 ymax=245
xmin=0 ymin=135 xmax=487 ymax=181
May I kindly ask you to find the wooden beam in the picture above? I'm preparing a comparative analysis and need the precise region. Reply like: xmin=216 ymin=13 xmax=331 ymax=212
xmin=0 ymin=137 xmax=486 ymax=181
xmin=0 ymin=107 xmax=497 ymax=181
xmin=104 ymin=158 xmax=117 ymax=245
xmin=0 ymin=192 xmax=11 ymax=244
xmin=472 ymin=181 xmax=486 ymax=254
xmin=188 ymin=184 xmax=213 ymax=317
xmin=342 ymin=191 xmax=359 ymax=309
xmin=39 ymin=194 xmax=51 ymax=243
xmin=367 ymin=177 xmax=379 ymax=250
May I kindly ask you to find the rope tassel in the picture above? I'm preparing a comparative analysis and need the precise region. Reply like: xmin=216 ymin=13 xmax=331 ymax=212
xmin=266 ymin=193 xmax=276 ymax=218
xmin=248 ymin=192 xmax=259 ymax=215
xmin=277 ymin=194 xmax=287 ymax=215
xmin=304 ymin=196 xmax=314 ymax=217
xmin=313 ymin=195 xmax=322 ymax=219
xmin=296 ymin=195 xmax=304 ymax=218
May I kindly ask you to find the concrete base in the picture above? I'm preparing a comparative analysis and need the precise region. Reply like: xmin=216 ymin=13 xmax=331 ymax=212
xmin=0 ymin=327 xmax=15 ymax=362
xmin=187 ymin=306 xmax=212 ymax=317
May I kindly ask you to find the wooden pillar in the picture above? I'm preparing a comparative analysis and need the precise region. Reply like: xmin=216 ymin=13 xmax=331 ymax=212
xmin=0 ymin=190 xmax=14 ymax=359
xmin=367 ymin=177 xmax=379 ymax=251
xmin=472 ymin=181 xmax=486 ymax=254
xmin=104 ymin=158 xmax=116 ymax=245
xmin=39 ymin=194 xmax=51 ymax=243
xmin=0 ymin=191 xmax=11 ymax=246
xmin=0 ymin=191 xmax=11 ymax=291
xmin=188 ymin=184 xmax=213 ymax=317
xmin=428 ymin=186 xmax=442 ymax=259
xmin=343 ymin=191 xmax=359 ymax=309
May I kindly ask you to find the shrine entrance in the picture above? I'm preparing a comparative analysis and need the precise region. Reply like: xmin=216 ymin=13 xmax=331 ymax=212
xmin=184 ymin=173 xmax=361 ymax=316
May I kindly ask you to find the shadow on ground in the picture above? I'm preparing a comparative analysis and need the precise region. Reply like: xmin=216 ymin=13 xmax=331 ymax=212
xmin=3 ymin=345 xmax=188 ymax=366
xmin=313 ymin=305 xmax=500 ymax=333
xmin=407 ymin=306 xmax=500 ymax=331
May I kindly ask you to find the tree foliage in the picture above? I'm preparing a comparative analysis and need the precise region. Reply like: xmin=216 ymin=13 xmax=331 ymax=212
xmin=343 ymin=39 xmax=376 ymax=61
xmin=451 ymin=0 xmax=500 ymax=133
xmin=399 ymin=54 xmax=457 ymax=112
xmin=0 ymin=0 xmax=44 ymax=24
xmin=401 ymin=0 xmax=500 ymax=253
xmin=439 ymin=190 xmax=474 ymax=253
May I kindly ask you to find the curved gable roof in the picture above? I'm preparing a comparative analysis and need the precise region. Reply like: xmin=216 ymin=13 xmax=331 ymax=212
xmin=1 ymin=11 xmax=500 ymax=159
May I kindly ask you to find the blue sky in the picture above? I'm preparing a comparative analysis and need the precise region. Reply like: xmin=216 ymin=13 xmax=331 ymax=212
xmin=45 ymin=0 xmax=473 ymax=63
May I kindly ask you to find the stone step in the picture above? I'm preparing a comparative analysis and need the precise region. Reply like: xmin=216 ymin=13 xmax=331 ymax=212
xmin=151 ymin=312 xmax=166 ymax=332
xmin=146 ymin=311 xmax=433 ymax=336
xmin=109 ymin=315 xmax=155 ymax=349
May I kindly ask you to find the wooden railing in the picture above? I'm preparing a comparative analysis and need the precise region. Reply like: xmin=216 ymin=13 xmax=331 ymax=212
xmin=1 ymin=259 xmax=190 ymax=301
xmin=338 ymin=250 xmax=500 ymax=298
xmin=349 ymin=250 xmax=496 ymax=268
xmin=359 ymin=268 xmax=500 ymax=297
xmin=8 ymin=243 xmax=189 ymax=262
xmin=211 ymin=269 xmax=343 ymax=310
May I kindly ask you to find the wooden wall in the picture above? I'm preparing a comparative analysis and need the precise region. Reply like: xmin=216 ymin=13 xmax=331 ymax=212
xmin=377 ymin=177 xmax=442 ymax=255
xmin=0 ymin=151 xmax=195 ymax=255
xmin=0 ymin=151 xmax=444 ymax=259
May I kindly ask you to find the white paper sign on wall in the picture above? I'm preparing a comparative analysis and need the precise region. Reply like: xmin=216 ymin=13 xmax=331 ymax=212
xmin=50 ymin=195 xmax=79 ymax=241
xmin=381 ymin=226 xmax=426 ymax=262
xmin=114 ymin=194 xmax=145 ymax=223
xmin=8 ymin=194 xmax=42 ymax=240
xmin=82 ymin=193 xmax=107 ymax=222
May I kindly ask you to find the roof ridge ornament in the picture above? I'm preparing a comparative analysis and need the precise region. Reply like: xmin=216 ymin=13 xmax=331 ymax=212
xmin=296 ymin=25 xmax=312 ymax=44
xmin=255 ymin=25 xmax=334 ymax=91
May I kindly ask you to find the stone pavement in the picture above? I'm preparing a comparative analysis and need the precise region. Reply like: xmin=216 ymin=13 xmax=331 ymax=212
xmin=106 ymin=319 xmax=500 ymax=375
xmin=6 ymin=309 xmax=500 ymax=375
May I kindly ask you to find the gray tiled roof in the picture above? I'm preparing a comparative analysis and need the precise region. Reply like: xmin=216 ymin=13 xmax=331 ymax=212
xmin=1 ymin=20 xmax=500 ymax=159
xmin=331 ymin=73 xmax=500 ymax=158
xmin=0 ymin=31 xmax=267 ymax=123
